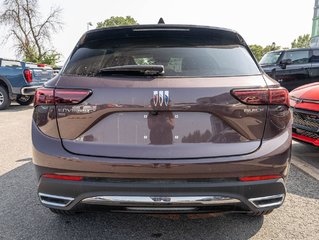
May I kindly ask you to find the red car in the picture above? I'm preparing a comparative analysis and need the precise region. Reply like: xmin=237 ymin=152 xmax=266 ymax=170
xmin=290 ymin=83 xmax=319 ymax=146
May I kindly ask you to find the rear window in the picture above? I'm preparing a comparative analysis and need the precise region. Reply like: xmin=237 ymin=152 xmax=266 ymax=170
xmin=1 ymin=60 xmax=21 ymax=68
xmin=260 ymin=52 xmax=282 ymax=65
xmin=64 ymin=41 xmax=260 ymax=77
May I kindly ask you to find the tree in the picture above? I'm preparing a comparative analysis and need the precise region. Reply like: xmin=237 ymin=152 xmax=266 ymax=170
xmin=291 ymin=34 xmax=311 ymax=48
xmin=249 ymin=44 xmax=264 ymax=61
xmin=249 ymin=43 xmax=281 ymax=61
xmin=0 ymin=0 xmax=63 ymax=65
xmin=96 ymin=16 xmax=138 ymax=28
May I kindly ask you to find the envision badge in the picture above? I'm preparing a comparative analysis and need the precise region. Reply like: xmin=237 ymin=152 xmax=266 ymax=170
xmin=153 ymin=90 xmax=169 ymax=106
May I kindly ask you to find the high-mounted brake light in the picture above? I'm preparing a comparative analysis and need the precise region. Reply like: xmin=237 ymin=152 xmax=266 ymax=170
xmin=239 ymin=175 xmax=282 ymax=182
xmin=231 ymin=88 xmax=289 ymax=107
xmin=42 ymin=174 xmax=83 ymax=181
xmin=34 ymin=88 xmax=91 ymax=106
xmin=24 ymin=69 xmax=33 ymax=83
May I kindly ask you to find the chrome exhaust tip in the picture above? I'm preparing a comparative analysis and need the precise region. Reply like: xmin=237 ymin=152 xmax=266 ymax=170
xmin=21 ymin=87 xmax=38 ymax=95
xmin=38 ymin=193 xmax=74 ymax=207
xmin=249 ymin=194 xmax=285 ymax=208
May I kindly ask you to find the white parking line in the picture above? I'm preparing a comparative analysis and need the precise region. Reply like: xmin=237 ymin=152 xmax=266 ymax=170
xmin=291 ymin=157 xmax=319 ymax=181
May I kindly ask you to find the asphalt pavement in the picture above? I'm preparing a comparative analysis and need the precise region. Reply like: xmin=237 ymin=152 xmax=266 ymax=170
xmin=0 ymin=104 xmax=318 ymax=240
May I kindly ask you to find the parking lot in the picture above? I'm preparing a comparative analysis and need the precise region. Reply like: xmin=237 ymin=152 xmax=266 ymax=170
xmin=0 ymin=104 xmax=318 ymax=240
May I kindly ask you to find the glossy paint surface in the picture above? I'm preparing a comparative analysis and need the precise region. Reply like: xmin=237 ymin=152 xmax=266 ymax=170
xmin=53 ymin=75 xmax=270 ymax=159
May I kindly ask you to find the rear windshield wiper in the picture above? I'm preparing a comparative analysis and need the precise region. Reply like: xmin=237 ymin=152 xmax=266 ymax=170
xmin=98 ymin=65 xmax=165 ymax=76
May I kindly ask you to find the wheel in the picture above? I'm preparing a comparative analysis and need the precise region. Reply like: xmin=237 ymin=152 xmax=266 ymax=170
xmin=248 ymin=209 xmax=273 ymax=216
xmin=16 ymin=94 xmax=34 ymax=105
xmin=49 ymin=208 xmax=77 ymax=216
xmin=0 ymin=86 xmax=11 ymax=110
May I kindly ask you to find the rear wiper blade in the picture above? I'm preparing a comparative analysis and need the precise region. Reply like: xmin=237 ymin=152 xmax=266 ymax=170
xmin=98 ymin=65 xmax=165 ymax=76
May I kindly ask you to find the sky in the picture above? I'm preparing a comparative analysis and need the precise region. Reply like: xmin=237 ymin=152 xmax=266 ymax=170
xmin=0 ymin=0 xmax=315 ymax=65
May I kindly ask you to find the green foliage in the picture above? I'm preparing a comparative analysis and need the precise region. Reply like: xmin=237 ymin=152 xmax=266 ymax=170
xmin=249 ymin=43 xmax=281 ymax=61
xmin=96 ymin=16 xmax=138 ymax=28
xmin=249 ymin=45 xmax=264 ymax=61
xmin=0 ymin=0 xmax=63 ymax=66
xmin=291 ymin=34 xmax=311 ymax=48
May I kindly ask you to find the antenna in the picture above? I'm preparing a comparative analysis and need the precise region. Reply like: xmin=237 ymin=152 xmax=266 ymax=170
xmin=158 ymin=18 xmax=165 ymax=24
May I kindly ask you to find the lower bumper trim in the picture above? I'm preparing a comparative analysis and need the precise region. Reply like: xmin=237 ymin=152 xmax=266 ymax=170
xmin=81 ymin=196 xmax=241 ymax=206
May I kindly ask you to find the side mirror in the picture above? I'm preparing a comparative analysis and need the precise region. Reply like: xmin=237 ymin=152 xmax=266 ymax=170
xmin=279 ymin=59 xmax=292 ymax=69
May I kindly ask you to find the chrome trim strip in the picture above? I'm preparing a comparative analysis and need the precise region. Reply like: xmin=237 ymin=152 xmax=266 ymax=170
xmin=290 ymin=96 xmax=319 ymax=104
xmin=249 ymin=194 xmax=285 ymax=208
xmin=21 ymin=86 xmax=39 ymax=95
xmin=38 ymin=193 xmax=74 ymax=207
xmin=81 ymin=196 xmax=240 ymax=206
xmin=126 ymin=207 xmax=197 ymax=211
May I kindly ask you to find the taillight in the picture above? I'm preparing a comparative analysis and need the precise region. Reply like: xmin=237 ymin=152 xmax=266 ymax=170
xmin=42 ymin=174 xmax=83 ymax=181
xmin=24 ymin=69 xmax=32 ymax=83
xmin=239 ymin=175 xmax=282 ymax=182
xmin=34 ymin=88 xmax=55 ymax=105
xmin=34 ymin=88 xmax=91 ymax=106
xmin=55 ymin=89 xmax=92 ymax=104
xmin=231 ymin=88 xmax=289 ymax=107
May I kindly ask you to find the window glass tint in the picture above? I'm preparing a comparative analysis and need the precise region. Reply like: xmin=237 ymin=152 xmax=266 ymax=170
xmin=64 ymin=45 xmax=260 ymax=77
xmin=310 ymin=50 xmax=319 ymax=63
xmin=282 ymin=51 xmax=309 ymax=64
xmin=1 ymin=60 xmax=21 ymax=67
xmin=259 ymin=52 xmax=282 ymax=65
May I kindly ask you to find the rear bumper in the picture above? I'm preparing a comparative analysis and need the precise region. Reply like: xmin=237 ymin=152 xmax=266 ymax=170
xmin=35 ymin=172 xmax=286 ymax=213
xmin=21 ymin=85 xmax=41 ymax=95
xmin=32 ymin=121 xmax=291 ymax=213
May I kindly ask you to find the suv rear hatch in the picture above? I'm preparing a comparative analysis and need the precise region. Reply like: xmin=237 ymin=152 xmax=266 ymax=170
xmin=55 ymin=25 xmax=268 ymax=159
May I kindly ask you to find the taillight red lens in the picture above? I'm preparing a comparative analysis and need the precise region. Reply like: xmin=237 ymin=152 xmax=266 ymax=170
xmin=231 ymin=88 xmax=289 ymax=107
xmin=24 ymin=69 xmax=32 ymax=83
xmin=269 ymin=88 xmax=289 ymax=106
xmin=42 ymin=174 xmax=83 ymax=181
xmin=239 ymin=175 xmax=282 ymax=182
xmin=34 ymin=88 xmax=55 ymax=105
xmin=34 ymin=88 xmax=91 ymax=106
xmin=55 ymin=89 xmax=92 ymax=104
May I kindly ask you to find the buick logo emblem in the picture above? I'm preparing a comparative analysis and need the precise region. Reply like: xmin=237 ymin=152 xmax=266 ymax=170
xmin=153 ymin=90 xmax=169 ymax=106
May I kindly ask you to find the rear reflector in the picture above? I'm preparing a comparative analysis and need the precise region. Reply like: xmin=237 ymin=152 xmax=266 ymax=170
xmin=231 ymin=88 xmax=289 ymax=107
xmin=239 ymin=175 xmax=282 ymax=182
xmin=24 ymin=69 xmax=33 ymax=83
xmin=42 ymin=174 xmax=83 ymax=181
xmin=34 ymin=88 xmax=91 ymax=106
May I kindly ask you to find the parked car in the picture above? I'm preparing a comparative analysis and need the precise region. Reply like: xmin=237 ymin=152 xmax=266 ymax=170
xmin=32 ymin=24 xmax=292 ymax=216
xmin=53 ymin=67 xmax=62 ymax=77
xmin=290 ymin=82 xmax=319 ymax=146
xmin=260 ymin=48 xmax=319 ymax=91
xmin=0 ymin=59 xmax=54 ymax=110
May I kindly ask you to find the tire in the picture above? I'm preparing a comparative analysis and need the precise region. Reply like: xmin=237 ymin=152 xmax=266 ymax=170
xmin=16 ymin=95 xmax=34 ymax=106
xmin=49 ymin=208 xmax=77 ymax=216
xmin=249 ymin=209 xmax=273 ymax=216
xmin=0 ymin=86 xmax=11 ymax=110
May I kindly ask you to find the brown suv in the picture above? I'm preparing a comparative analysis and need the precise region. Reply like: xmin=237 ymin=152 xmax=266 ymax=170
xmin=32 ymin=24 xmax=292 ymax=216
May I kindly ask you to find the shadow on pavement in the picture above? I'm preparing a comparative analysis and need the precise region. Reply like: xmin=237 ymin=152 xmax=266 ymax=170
xmin=1 ymin=104 xmax=33 ymax=113
xmin=287 ymin=165 xmax=319 ymax=200
xmin=0 ymin=162 xmax=264 ymax=240
xmin=292 ymin=141 xmax=319 ymax=170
